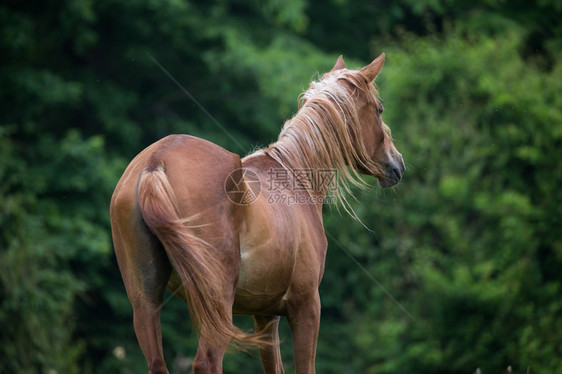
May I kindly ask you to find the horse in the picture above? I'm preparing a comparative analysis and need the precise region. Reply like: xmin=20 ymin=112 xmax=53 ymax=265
xmin=110 ymin=53 xmax=405 ymax=374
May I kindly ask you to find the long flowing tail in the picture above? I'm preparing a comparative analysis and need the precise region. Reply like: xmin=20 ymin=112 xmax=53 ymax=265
xmin=137 ymin=162 xmax=268 ymax=348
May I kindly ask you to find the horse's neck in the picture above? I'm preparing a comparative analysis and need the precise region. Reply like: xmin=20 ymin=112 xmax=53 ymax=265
xmin=267 ymin=132 xmax=337 ymax=197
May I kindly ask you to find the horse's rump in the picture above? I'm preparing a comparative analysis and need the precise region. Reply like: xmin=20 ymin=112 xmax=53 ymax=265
xmin=132 ymin=135 xmax=267 ymax=347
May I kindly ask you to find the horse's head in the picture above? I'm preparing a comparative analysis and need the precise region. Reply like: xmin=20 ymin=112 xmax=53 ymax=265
xmin=331 ymin=54 xmax=405 ymax=188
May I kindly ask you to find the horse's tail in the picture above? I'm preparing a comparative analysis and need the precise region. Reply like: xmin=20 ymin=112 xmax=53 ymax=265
xmin=137 ymin=161 xmax=269 ymax=348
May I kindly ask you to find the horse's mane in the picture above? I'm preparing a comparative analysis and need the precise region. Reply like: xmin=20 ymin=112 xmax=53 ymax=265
xmin=264 ymin=69 xmax=383 ymax=209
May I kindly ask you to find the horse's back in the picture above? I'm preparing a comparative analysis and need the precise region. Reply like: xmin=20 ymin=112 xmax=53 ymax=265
xmin=112 ymin=134 xmax=241 ymax=214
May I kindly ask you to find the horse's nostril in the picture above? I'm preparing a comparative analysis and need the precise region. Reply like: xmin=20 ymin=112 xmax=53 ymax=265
xmin=397 ymin=154 xmax=405 ymax=173
xmin=393 ymin=168 xmax=402 ymax=180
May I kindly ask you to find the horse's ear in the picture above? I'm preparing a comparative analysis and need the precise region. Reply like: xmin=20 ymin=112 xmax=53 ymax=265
xmin=360 ymin=53 xmax=385 ymax=81
xmin=331 ymin=55 xmax=346 ymax=71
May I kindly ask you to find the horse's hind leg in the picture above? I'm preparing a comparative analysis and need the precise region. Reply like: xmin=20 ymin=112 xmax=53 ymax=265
xmin=191 ymin=262 xmax=238 ymax=373
xmin=192 ymin=337 xmax=229 ymax=374
xmin=113 ymin=218 xmax=172 ymax=374
xmin=254 ymin=315 xmax=284 ymax=374
xmin=191 ymin=280 xmax=234 ymax=374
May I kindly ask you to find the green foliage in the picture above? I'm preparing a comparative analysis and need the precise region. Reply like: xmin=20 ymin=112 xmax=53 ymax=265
xmin=323 ymin=28 xmax=562 ymax=373
xmin=1 ymin=0 xmax=561 ymax=373
xmin=0 ymin=128 xmax=85 ymax=373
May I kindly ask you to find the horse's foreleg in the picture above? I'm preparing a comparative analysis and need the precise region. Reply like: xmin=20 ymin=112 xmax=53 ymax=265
xmin=288 ymin=291 xmax=321 ymax=374
xmin=254 ymin=315 xmax=284 ymax=374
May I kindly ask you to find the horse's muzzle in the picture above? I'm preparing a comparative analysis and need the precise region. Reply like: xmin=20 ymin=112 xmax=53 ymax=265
xmin=379 ymin=154 xmax=405 ymax=188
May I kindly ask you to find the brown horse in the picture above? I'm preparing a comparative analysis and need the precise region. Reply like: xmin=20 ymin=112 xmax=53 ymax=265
xmin=110 ymin=54 xmax=404 ymax=374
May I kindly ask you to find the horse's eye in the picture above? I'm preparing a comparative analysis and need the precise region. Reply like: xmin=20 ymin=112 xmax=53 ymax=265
xmin=376 ymin=105 xmax=384 ymax=115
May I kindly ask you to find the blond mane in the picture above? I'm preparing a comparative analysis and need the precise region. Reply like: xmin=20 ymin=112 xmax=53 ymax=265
xmin=263 ymin=69 xmax=382 ymax=209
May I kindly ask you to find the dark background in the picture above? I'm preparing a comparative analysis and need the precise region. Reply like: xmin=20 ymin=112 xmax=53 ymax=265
xmin=1 ymin=0 xmax=561 ymax=373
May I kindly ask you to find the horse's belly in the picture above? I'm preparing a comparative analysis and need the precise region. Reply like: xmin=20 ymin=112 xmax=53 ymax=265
xmin=232 ymin=244 xmax=294 ymax=315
